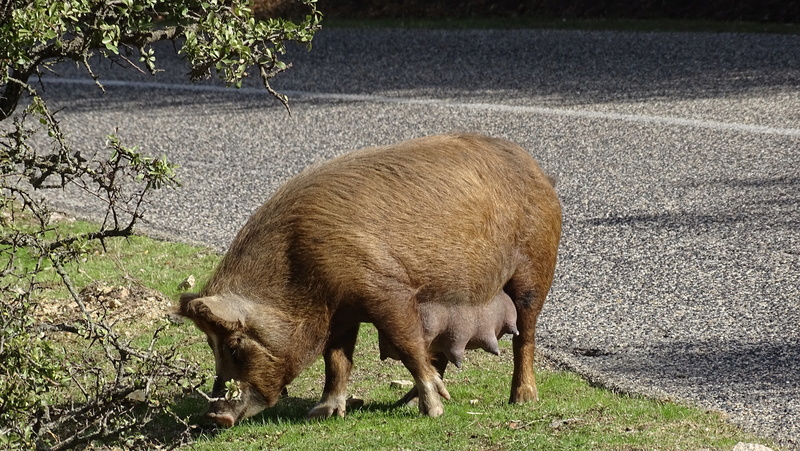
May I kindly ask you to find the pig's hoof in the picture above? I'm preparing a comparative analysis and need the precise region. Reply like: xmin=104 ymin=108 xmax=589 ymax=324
xmin=510 ymin=384 xmax=539 ymax=404
xmin=417 ymin=377 xmax=449 ymax=417
xmin=307 ymin=400 xmax=346 ymax=419
xmin=419 ymin=399 xmax=444 ymax=418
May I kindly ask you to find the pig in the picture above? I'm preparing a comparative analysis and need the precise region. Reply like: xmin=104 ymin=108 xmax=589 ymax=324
xmin=179 ymin=133 xmax=562 ymax=427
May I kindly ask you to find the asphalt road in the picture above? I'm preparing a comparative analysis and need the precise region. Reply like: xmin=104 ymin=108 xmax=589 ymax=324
xmin=34 ymin=27 xmax=799 ymax=448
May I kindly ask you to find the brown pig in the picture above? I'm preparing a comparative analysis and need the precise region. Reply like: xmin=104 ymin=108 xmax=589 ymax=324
xmin=179 ymin=133 xmax=562 ymax=427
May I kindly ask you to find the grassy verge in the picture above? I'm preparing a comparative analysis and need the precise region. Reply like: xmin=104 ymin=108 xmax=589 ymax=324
xmin=22 ymin=217 xmax=219 ymax=301
xmin=323 ymin=16 xmax=800 ymax=34
xmin=189 ymin=327 xmax=773 ymax=451
xmin=22 ymin=217 xmax=779 ymax=450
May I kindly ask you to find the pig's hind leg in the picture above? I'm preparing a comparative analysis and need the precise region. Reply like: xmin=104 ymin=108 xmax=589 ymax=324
xmin=505 ymin=253 xmax=556 ymax=404
xmin=308 ymin=324 xmax=360 ymax=419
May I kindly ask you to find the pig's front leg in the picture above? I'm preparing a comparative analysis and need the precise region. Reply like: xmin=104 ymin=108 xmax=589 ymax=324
xmin=370 ymin=294 xmax=451 ymax=417
xmin=396 ymin=353 xmax=449 ymax=406
xmin=308 ymin=325 xmax=360 ymax=419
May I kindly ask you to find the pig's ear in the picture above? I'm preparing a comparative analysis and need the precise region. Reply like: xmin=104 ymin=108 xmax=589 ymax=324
xmin=179 ymin=293 xmax=252 ymax=331
xmin=178 ymin=293 xmax=202 ymax=318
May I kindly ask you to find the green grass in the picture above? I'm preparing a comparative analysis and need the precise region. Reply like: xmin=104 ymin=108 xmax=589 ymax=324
xmin=8 ymin=217 xmax=779 ymax=450
xmin=2 ymin=217 xmax=219 ymax=302
xmin=324 ymin=16 xmax=800 ymax=34
xmin=186 ymin=325 xmax=770 ymax=450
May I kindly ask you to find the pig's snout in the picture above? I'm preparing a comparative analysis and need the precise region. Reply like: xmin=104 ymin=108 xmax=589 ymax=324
xmin=207 ymin=409 xmax=237 ymax=428
xmin=206 ymin=384 xmax=273 ymax=427
xmin=206 ymin=399 xmax=240 ymax=428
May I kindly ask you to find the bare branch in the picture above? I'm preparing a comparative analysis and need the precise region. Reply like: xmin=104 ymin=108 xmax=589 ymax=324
xmin=260 ymin=64 xmax=292 ymax=114
xmin=1 ymin=71 xmax=35 ymax=120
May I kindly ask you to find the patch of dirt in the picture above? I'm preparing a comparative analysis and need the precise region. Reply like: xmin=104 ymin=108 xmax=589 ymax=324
xmin=37 ymin=282 xmax=174 ymax=327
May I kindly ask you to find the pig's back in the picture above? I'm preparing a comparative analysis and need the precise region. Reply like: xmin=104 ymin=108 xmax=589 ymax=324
xmin=219 ymin=134 xmax=560 ymax=307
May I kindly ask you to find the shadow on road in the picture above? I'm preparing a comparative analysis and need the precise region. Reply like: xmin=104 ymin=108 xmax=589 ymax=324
xmin=583 ymin=175 xmax=800 ymax=236
xmin=603 ymin=339 xmax=800 ymax=389
xmin=275 ymin=29 xmax=800 ymax=104
xmin=35 ymin=29 xmax=800 ymax=112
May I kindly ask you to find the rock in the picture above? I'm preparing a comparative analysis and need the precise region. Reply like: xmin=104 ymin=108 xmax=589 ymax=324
xmin=167 ymin=313 xmax=186 ymax=324
xmin=345 ymin=397 xmax=364 ymax=409
xmin=549 ymin=418 xmax=582 ymax=430
xmin=390 ymin=380 xmax=414 ymax=389
xmin=177 ymin=275 xmax=196 ymax=291
xmin=126 ymin=390 xmax=147 ymax=403
xmin=733 ymin=443 xmax=773 ymax=451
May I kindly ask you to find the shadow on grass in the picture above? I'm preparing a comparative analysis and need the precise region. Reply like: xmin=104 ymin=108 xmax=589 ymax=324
xmin=38 ymin=392 xmax=212 ymax=449
xmin=167 ymin=394 xmax=415 ymax=443
xmin=247 ymin=396 xmax=413 ymax=425
xmin=130 ymin=393 xmax=212 ymax=446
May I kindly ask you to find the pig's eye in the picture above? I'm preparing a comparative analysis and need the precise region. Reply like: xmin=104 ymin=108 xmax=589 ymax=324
xmin=224 ymin=335 xmax=243 ymax=350
xmin=225 ymin=336 xmax=248 ymax=363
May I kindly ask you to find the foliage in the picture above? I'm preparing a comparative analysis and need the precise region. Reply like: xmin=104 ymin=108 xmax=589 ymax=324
xmin=0 ymin=291 xmax=67 ymax=448
xmin=1 ymin=0 xmax=321 ymax=116
xmin=0 ymin=98 xmax=199 ymax=450
xmin=0 ymin=0 xmax=320 ymax=448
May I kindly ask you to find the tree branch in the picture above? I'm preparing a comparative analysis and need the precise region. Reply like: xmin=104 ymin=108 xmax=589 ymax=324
xmin=1 ymin=71 xmax=34 ymax=120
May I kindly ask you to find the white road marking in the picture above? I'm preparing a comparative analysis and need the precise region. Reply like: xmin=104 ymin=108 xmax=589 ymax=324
xmin=41 ymin=77 xmax=800 ymax=137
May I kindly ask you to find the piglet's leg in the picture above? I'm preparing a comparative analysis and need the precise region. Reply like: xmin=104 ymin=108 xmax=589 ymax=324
xmin=396 ymin=353 xmax=449 ymax=406
xmin=308 ymin=324 xmax=360 ymax=419
xmin=368 ymin=293 xmax=450 ymax=417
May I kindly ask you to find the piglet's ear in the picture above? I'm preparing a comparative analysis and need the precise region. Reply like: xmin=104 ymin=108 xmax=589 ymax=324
xmin=179 ymin=293 xmax=252 ymax=331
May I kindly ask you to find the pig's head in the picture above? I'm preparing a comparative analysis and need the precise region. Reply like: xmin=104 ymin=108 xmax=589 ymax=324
xmin=179 ymin=293 xmax=295 ymax=427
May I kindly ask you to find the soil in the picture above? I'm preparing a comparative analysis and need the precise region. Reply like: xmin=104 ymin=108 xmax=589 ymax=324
xmin=37 ymin=281 xmax=174 ymax=327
